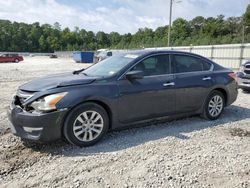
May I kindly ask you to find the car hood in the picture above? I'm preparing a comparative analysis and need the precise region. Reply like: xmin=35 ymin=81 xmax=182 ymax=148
xmin=19 ymin=72 xmax=97 ymax=92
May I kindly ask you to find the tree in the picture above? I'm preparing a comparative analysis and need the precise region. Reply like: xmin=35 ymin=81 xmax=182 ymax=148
xmin=244 ymin=4 xmax=250 ymax=25
xmin=243 ymin=4 xmax=250 ymax=36
xmin=171 ymin=18 xmax=191 ymax=45
xmin=38 ymin=35 xmax=45 ymax=51
xmin=190 ymin=16 xmax=205 ymax=34
xmin=109 ymin=32 xmax=121 ymax=48
xmin=53 ymin=22 xmax=61 ymax=31
xmin=0 ymin=4 xmax=249 ymax=52
xmin=96 ymin=31 xmax=110 ymax=48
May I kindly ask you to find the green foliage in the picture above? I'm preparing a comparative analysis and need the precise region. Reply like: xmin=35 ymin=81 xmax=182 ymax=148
xmin=0 ymin=4 xmax=249 ymax=52
xmin=244 ymin=4 xmax=250 ymax=26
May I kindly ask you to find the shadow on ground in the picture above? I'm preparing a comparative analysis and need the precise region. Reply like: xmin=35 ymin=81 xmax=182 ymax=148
xmin=23 ymin=104 xmax=250 ymax=156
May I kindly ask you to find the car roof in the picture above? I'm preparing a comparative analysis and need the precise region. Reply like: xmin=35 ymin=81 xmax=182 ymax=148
xmin=1 ymin=53 xmax=18 ymax=55
xmin=243 ymin=60 xmax=250 ymax=65
xmin=120 ymin=50 xmax=209 ymax=60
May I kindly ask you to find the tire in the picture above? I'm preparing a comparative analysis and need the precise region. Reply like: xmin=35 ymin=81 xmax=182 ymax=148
xmin=15 ymin=59 xmax=19 ymax=63
xmin=63 ymin=103 xmax=109 ymax=147
xmin=202 ymin=90 xmax=225 ymax=120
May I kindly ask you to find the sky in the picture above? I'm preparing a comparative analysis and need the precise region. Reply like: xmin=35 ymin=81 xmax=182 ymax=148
xmin=0 ymin=0 xmax=249 ymax=34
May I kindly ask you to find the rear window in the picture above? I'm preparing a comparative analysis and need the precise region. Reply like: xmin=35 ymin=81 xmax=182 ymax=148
xmin=173 ymin=55 xmax=211 ymax=73
xmin=10 ymin=54 xmax=18 ymax=57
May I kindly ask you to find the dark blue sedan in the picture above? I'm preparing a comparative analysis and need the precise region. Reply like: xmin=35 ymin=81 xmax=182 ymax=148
xmin=8 ymin=50 xmax=238 ymax=147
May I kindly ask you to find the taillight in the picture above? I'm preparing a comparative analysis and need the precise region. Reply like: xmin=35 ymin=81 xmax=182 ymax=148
xmin=228 ymin=73 xmax=237 ymax=81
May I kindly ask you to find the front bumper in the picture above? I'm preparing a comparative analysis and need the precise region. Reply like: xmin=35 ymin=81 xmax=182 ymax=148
xmin=7 ymin=102 xmax=68 ymax=142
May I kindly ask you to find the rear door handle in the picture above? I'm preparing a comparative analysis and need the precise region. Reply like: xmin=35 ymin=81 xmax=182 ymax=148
xmin=163 ymin=82 xmax=175 ymax=87
xmin=202 ymin=76 xmax=211 ymax=81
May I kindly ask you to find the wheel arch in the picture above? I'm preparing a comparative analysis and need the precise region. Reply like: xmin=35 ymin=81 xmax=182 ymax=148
xmin=64 ymin=99 xmax=113 ymax=130
xmin=201 ymin=88 xmax=227 ymax=120
xmin=212 ymin=87 xmax=228 ymax=105
xmin=85 ymin=100 xmax=113 ymax=129
xmin=200 ymin=86 xmax=228 ymax=115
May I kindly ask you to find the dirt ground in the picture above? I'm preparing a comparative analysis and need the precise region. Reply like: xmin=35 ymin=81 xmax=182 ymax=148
xmin=0 ymin=57 xmax=249 ymax=188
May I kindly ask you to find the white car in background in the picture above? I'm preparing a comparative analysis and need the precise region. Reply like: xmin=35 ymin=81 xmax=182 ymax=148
xmin=95 ymin=49 xmax=113 ymax=62
xmin=236 ymin=61 xmax=250 ymax=92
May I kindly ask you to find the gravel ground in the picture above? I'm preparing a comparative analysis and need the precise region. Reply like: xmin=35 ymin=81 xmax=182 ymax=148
xmin=0 ymin=57 xmax=249 ymax=188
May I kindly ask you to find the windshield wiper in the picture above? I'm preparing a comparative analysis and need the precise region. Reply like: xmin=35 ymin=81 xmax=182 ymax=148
xmin=73 ymin=68 xmax=85 ymax=75
xmin=82 ymin=72 xmax=88 ymax=76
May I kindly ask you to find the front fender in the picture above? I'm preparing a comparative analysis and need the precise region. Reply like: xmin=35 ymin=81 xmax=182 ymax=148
xmin=56 ymin=83 xmax=119 ymax=111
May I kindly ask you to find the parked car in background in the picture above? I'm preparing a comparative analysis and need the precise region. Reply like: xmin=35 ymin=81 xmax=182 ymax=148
xmin=95 ymin=50 xmax=113 ymax=62
xmin=236 ymin=61 xmax=250 ymax=91
xmin=0 ymin=53 xmax=23 ymax=63
xmin=49 ymin=54 xmax=58 ymax=58
xmin=8 ymin=50 xmax=238 ymax=147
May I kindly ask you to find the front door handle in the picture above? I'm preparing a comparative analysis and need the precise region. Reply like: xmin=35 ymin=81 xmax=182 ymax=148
xmin=163 ymin=82 xmax=175 ymax=87
xmin=202 ymin=76 xmax=211 ymax=81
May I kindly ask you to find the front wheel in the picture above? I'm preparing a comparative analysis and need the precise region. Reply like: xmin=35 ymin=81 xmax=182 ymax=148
xmin=202 ymin=91 xmax=225 ymax=120
xmin=63 ymin=103 xmax=109 ymax=147
xmin=14 ymin=59 xmax=19 ymax=63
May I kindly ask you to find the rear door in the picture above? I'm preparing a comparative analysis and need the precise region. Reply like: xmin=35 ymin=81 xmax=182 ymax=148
xmin=117 ymin=54 xmax=176 ymax=123
xmin=172 ymin=54 xmax=213 ymax=113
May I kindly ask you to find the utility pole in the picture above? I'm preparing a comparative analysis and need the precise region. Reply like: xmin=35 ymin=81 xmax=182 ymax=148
xmin=168 ymin=0 xmax=173 ymax=47
xmin=242 ymin=25 xmax=245 ymax=44
xmin=168 ymin=0 xmax=181 ymax=47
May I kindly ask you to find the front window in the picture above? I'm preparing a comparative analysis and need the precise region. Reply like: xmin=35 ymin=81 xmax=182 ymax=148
xmin=131 ymin=54 xmax=171 ymax=76
xmin=82 ymin=54 xmax=138 ymax=77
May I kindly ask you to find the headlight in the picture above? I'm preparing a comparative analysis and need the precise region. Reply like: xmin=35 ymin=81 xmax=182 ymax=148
xmin=30 ymin=92 xmax=68 ymax=112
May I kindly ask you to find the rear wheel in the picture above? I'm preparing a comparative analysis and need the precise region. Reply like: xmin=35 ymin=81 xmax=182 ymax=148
xmin=202 ymin=90 xmax=225 ymax=120
xmin=63 ymin=103 xmax=109 ymax=147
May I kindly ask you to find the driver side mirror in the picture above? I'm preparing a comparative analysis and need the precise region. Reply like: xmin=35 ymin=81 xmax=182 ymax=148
xmin=125 ymin=70 xmax=144 ymax=80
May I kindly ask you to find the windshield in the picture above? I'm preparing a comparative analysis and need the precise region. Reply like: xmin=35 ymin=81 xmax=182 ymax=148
xmin=82 ymin=55 xmax=138 ymax=77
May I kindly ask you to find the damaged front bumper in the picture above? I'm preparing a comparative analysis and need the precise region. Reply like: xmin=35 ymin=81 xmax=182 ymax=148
xmin=7 ymin=96 xmax=68 ymax=142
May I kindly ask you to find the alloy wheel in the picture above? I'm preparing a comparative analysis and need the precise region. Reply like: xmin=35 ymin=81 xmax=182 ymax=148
xmin=208 ymin=95 xmax=223 ymax=117
xmin=73 ymin=110 xmax=104 ymax=142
